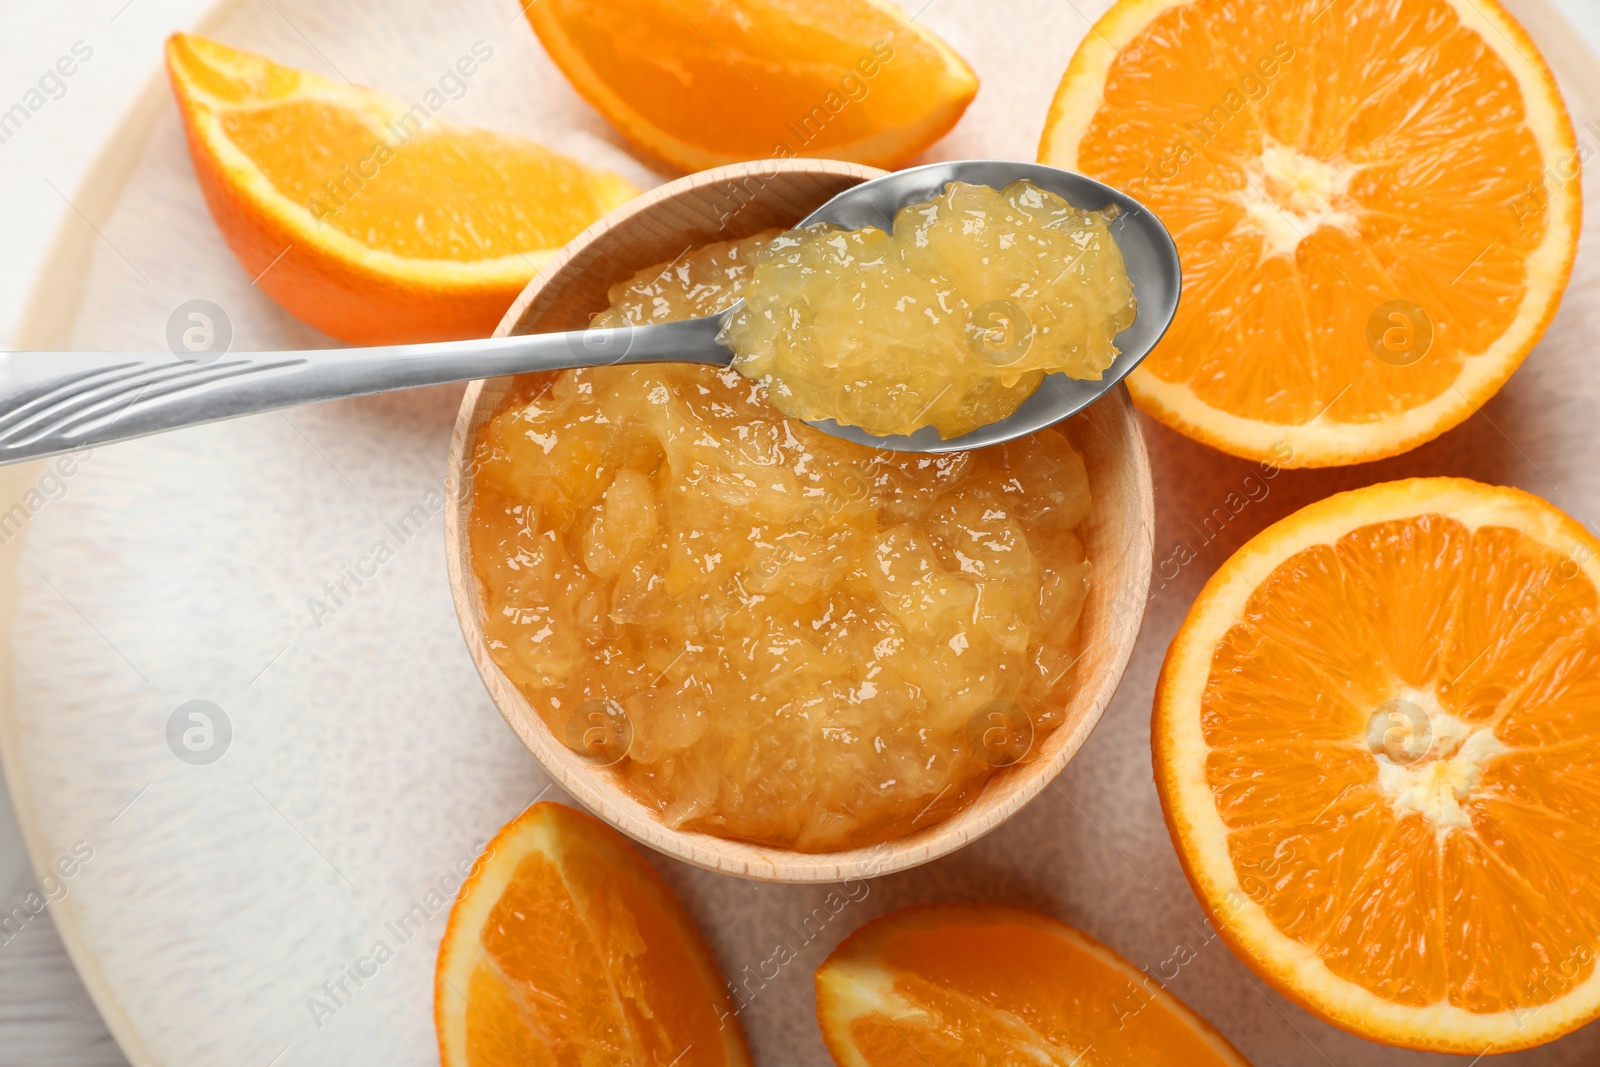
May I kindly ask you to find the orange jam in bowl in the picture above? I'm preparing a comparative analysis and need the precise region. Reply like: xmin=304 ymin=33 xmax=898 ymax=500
xmin=467 ymin=234 xmax=1095 ymax=852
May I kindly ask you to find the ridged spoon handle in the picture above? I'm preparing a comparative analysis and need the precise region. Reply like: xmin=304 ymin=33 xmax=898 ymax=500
xmin=0 ymin=314 xmax=731 ymax=466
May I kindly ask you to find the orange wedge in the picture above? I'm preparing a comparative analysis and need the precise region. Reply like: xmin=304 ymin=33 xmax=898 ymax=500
xmin=522 ymin=0 xmax=979 ymax=172
xmin=815 ymin=903 xmax=1251 ymax=1066
xmin=1040 ymin=0 xmax=1581 ymax=467
xmin=166 ymin=34 xmax=636 ymax=344
xmin=434 ymin=801 xmax=750 ymax=1067
xmin=1155 ymin=478 xmax=1600 ymax=1052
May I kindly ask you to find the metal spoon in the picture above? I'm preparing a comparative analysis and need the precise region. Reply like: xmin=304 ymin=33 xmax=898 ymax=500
xmin=0 ymin=160 xmax=1180 ymax=465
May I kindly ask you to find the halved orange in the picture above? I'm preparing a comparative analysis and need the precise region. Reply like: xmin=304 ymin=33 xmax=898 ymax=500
xmin=815 ymin=903 xmax=1251 ymax=1065
xmin=1156 ymin=478 xmax=1600 ymax=1052
xmin=1040 ymin=0 xmax=1581 ymax=467
xmin=522 ymin=0 xmax=979 ymax=172
xmin=166 ymin=34 xmax=636 ymax=344
xmin=434 ymin=801 xmax=750 ymax=1067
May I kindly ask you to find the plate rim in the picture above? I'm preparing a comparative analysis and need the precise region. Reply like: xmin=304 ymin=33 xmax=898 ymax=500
xmin=4 ymin=1 xmax=251 ymax=1062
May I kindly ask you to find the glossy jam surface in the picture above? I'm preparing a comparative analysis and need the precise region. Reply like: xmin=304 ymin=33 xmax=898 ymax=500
xmin=721 ymin=180 xmax=1137 ymax=439
xmin=469 ymin=235 xmax=1094 ymax=852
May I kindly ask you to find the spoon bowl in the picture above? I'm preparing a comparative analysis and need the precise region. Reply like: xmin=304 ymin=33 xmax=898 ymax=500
xmin=795 ymin=159 xmax=1183 ymax=452
xmin=447 ymin=158 xmax=1156 ymax=881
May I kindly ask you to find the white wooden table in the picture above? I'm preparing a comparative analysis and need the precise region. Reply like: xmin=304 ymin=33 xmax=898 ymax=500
xmin=3 ymin=0 xmax=1599 ymax=1062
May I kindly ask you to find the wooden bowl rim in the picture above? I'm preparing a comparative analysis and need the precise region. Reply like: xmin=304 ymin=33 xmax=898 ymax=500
xmin=444 ymin=158 xmax=1155 ymax=882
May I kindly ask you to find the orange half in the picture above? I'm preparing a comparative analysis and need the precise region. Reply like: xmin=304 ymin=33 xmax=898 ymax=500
xmin=1156 ymin=478 xmax=1600 ymax=1051
xmin=523 ymin=0 xmax=978 ymax=171
xmin=167 ymin=33 xmax=636 ymax=344
xmin=434 ymin=801 xmax=750 ymax=1067
xmin=1041 ymin=0 xmax=1581 ymax=467
xmin=815 ymin=903 xmax=1251 ymax=1066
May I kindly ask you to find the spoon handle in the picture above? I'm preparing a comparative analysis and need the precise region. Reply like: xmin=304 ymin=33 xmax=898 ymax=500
xmin=0 ymin=316 xmax=729 ymax=466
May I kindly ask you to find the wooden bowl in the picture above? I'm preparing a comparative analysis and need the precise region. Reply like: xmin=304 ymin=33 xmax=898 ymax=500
xmin=444 ymin=158 xmax=1155 ymax=883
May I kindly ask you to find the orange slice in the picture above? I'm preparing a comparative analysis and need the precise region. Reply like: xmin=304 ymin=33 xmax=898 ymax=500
xmin=1155 ymin=478 xmax=1600 ymax=1052
xmin=522 ymin=0 xmax=978 ymax=172
xmin=1040 ymin=0 xmax=1581 ymax=467
xmin=166 ymin=34 xmax=636 ymax=344
xmin=815 ymin=903 xmax=1251 ymax=1065
xmin=434 ymin=801 xmax=750 ymax=1067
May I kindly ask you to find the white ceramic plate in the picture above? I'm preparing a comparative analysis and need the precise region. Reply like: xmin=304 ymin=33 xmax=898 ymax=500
xmin=5 ymin=0 xmax=1600 ymax=1064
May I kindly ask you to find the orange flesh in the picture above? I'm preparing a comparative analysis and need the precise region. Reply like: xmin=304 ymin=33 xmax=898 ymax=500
xmin=524 ymin=0 xmax=977 ymax=166
xmin=1074 ymin=0 xmax=1549 ymax=425
xmin=435 ymin=806 xmax=739 ymax=1062
xmin=447 ymin=805 xmax=740 ymax=1066
xmin=467 ymin=236 xmax=1094 ymax=852
xmin=1203 ymin=514 xmax=1600 ymax=1012
xmin=817 ymin=905 xmax=1245 ymax=1065
xmin=164 ymin=33 xmax=637 ymax=345
xmin=218 ymin=101 xmax=627 ymax=260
